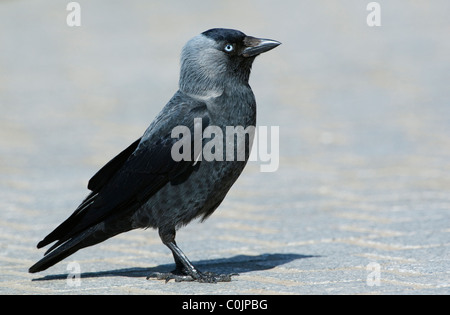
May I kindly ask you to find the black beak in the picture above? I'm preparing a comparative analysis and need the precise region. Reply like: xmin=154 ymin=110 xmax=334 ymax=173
xmin=242 ymin=36 xmax=281 ymax=57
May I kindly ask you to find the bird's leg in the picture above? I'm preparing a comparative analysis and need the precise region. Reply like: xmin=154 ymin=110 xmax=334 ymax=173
xmin=147 ymin=229 xmax=237 ymax=283
xmin=171 ymin=243 xmax=190 ymax=275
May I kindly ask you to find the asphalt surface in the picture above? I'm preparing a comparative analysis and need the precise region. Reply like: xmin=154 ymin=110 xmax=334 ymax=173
xmin=1 ymin=1 xmax=449 ymax=294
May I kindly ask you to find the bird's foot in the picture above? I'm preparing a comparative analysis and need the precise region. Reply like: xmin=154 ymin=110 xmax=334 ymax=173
xmin=147 ymin=269 xmax=238 ymax=283
xmin=195 ymin=271 xmax=238 ymax=283
xmin=147 ymin=271 xmax=195 ymax=283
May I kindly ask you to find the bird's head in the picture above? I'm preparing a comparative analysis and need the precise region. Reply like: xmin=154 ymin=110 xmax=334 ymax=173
xmin=179 ymin=28 xmax=280 ymax=100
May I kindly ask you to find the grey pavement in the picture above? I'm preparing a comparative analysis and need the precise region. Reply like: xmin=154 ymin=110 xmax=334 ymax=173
xmin=1 ymin=1 xmax=449 ymax=294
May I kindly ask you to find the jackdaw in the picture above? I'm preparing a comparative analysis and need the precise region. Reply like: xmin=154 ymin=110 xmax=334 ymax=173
xmin=29 ymin=28 xmax=280 ymax=282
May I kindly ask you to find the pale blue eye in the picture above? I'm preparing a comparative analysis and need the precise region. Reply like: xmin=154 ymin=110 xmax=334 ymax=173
xmin=224 ymin=44 xmax=234 ymax=52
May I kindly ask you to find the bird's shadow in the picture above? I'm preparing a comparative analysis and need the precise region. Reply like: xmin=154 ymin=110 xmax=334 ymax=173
xmin=31 ymin=253 xmax=317 ymax=281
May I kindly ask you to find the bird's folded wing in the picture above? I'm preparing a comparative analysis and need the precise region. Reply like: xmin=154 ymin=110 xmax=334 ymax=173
xmin=38 ymin=101 xmax=210 ymax=250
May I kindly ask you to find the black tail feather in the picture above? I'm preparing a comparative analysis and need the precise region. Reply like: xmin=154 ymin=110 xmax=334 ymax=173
xmin=37 ymin=192 xmax=99 ymax=250
xmin=29 ymin=226 xmax=99 ymax=274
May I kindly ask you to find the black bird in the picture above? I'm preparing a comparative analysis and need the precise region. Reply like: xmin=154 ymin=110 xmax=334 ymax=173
xmin=29 ymin=28 xmax=280 ymax=282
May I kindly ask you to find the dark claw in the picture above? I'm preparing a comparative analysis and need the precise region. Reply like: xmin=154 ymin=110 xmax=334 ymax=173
xmin=198 ymin=271 xmax=238 ymax=283
xmin=147 ymin=271 xmax=238 ymax=283
xmin=147 ymin=272 xmax=195 ymax=283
